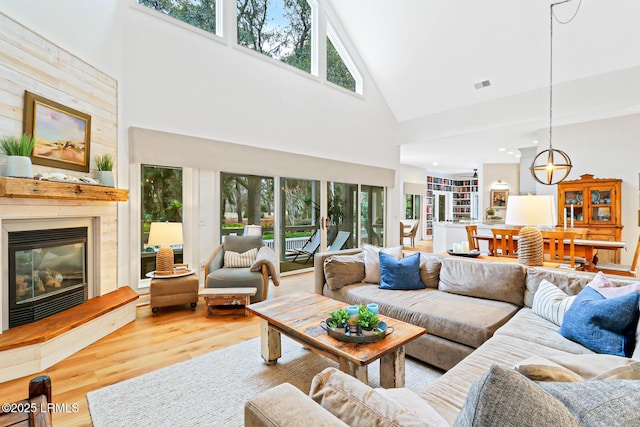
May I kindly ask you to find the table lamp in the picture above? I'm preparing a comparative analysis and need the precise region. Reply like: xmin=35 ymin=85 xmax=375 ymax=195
xmin=148 ymin=222 xmax=183 ymax=273
xmin=505 ymin=195 xmax=555 ymax=267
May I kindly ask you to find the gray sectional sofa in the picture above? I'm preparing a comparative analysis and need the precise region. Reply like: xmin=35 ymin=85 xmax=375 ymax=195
xmin=245 ymin=248 xmax=640 ymax=426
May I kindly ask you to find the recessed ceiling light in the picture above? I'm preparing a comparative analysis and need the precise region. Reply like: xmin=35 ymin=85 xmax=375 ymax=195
xmin=507 ymin=151 xmax=514 ymax=155
xmin=533 ymin=140 xmax=539 ymax=145
xmin=498 ymin=148 xmax=506 ymax=152
xmin=432 ymin=162 xmax=439 ymax=166
xmin=515 ymin=154 xmax=522 ymax=158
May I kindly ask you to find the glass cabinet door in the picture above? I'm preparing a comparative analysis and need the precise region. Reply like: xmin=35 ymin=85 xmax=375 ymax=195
xmin=589 ymin=187 xmax=615 ymax=225
xmin=562 ymin=188 xmax=584 ymax=225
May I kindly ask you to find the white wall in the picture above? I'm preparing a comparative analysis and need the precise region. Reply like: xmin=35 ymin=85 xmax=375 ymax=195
xmin=534 ymin=114 xmax=640 ymax=265
xmin=481 ymin=163 xmax=520 ymax=220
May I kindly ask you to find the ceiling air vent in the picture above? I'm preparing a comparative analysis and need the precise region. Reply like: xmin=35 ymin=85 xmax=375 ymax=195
xmin=474 ymin=80 xmax=491 ymax=90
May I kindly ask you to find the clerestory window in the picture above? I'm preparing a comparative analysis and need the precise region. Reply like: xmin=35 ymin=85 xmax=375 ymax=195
xmin=137 ymin=0 xmax=218 ymax=35
xmin=237 ymin=0 xmax=312 ymax=73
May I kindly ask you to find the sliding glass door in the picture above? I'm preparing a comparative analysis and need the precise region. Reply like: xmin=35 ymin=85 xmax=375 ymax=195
xmin=279 ymin=178 xmax=321 ymax=272
xmin=327 ymin=182 xmax=358 ymax=251
xmin=361 ymin=185 xmax=385 ymax=246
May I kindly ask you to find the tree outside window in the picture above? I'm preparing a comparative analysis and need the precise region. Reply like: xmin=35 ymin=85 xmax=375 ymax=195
xmin=138 ymin=0 xmax=217 ymax=35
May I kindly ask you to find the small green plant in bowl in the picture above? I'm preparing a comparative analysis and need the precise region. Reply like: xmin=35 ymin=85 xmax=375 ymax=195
xmin=0 ymin=134 xmax=35 ymax=156
xmin=327 ymin=308 xmax=349 ymax=329
xmin=95 ymin=154 xmax=114 ymax=171
xmin=357 ymin=305 xmax=381 ymax=333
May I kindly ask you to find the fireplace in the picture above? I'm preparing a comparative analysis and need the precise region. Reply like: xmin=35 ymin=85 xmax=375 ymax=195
xmin=8 ymin=227 xmax=88 ymax=328
xmin=2 ymin=218 xmax=97 ymax=331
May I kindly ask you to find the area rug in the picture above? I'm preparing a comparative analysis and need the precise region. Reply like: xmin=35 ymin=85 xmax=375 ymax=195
xmin=87 ymin=336 xmax=443 ymax=427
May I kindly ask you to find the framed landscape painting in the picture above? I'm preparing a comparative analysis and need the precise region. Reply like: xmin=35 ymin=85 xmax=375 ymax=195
xmin=490 ymin=189 xmax=508 ymax=209
xmin=23 ymin=91 xmax=91 ymax=172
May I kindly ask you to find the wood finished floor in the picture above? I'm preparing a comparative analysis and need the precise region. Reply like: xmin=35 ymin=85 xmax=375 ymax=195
xmin=0 ymin=239 xmax=433 ymax=426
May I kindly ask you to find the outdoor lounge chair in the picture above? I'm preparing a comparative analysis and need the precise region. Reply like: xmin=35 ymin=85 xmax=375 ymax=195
xmin=289 ymin=230 xmax=321 ymax=263
xmin=327 ymin=230 xmax=350 ymax=252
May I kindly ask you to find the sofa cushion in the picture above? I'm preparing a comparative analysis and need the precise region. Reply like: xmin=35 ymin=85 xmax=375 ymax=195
xmin=223 ymin=235 xmax=264 ymax=253
xmin=309 ymin=367 xmax=441 ymax=427
xmin=532 ymin=279 xmax=576 ymax=326
xmin=323 ymin=253 xmax=365 ymax=290
xmin=539 ymin=380 xmax=640 ymax=426
xmin=374 ymin=388 xmax=448 ymax=425
xmin=224 ymin=247 xmax=258 ymax=268
xmin=362 ymin=244 xmax=402 ymax=284
xmin=419 ymin=254 xmax=442 ymax=289
xmin=325 ymin=283 xmax=519 ymax=349
xmin=452 ymin=364 xmax=580 ymax=427
xmin=559 ymin=287 xmax=639 ymax=357
xmin=515 ymin=354 xmax=640 ymax=382
xmin=438 ymin=257 xmax=526 ymax=306
xmin=379 ymin=252 xmax=425 ymax=290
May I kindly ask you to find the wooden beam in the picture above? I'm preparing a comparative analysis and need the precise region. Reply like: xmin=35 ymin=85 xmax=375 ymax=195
xmin=0 ymin=177 xmax=128 ymax=202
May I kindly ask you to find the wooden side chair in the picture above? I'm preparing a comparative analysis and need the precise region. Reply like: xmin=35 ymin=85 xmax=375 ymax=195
xmin=465 ymin=225 xmax=479 ymax=251
xmin=541 ymin=230 xmax=577 ymax=268
xmin=401 ymin=221 xmax=419 ymax=248
xmin=491 ymin=228 xmax=518 ymax=258
xmin=594 ymin=235 xmax=640 ymax=277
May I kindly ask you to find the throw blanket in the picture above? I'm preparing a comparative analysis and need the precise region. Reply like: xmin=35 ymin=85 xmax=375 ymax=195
xmin=250 ymin=246 xmax=280 ymax=286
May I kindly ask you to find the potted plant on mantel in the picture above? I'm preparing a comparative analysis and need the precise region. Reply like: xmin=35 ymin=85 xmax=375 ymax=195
xmin=0 ymin=133 xmax=35 ymax=178
xmin=95 ymin=153 xmax=114 ymax=187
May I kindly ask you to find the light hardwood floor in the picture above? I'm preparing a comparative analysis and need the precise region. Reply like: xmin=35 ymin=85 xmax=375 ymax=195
xmin=0 ymin=273 xmax=315 ymax=426
xmin=0 ymin=239 xmax=433 ymax=426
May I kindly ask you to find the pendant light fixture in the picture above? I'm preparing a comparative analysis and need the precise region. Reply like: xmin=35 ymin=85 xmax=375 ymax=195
xmin=530 ymin=0 xmax=581 ymax=185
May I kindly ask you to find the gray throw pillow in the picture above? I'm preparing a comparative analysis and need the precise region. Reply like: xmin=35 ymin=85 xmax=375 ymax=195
xmin=453 ymin=364 xmax=580 ymax=427
xmin=539 ymin=380 xmax=640 ymax=426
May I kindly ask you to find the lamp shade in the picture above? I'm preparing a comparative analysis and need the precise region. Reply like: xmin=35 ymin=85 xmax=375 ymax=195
xmin=505 ymin=195 xmax=556 ymax=227
xmin=505 ymin=195 xmax=555 ymax=267
xmin=148 ymin=222 xmax=183 ymax=246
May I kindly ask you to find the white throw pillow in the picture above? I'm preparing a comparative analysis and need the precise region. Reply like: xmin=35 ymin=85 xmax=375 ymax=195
xmin=224 ymin=247 xmax=258 ymax=268
xmin=532 ymin=279 xmax=576 ymax=326
xmin=362 ymin=244 xmax=402 ymax=284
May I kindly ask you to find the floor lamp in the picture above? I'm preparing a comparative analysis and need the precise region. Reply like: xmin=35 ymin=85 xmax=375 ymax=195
xmin=505 ymin=195 xmax=556 ymax=266
xmin=148 ymin=222 xmax=183 ymax=273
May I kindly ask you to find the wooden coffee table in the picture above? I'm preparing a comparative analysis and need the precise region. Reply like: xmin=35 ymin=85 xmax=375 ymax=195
xmin=247 ymin=292 xmax=426 ymax=388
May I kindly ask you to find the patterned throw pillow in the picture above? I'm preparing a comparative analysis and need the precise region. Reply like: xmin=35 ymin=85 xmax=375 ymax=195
xmin=224 ymin=247 xmax=258 ymax=268
xmin=532 ymin=279 xmax=577 ymax=326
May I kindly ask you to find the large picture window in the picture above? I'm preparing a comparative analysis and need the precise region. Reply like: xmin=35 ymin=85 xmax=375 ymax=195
xmin=220 ymin=173 xmax=274 ymax=241
xmin=140 ymin=165 xmax=183 ymax=278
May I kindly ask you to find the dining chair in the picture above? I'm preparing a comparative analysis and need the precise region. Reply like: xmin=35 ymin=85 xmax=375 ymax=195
xmin=541 ymin=230 xmax=578 ymax=268
xmin=491 ymin=228 xmax=518 ymax=258
xmin=465 ymin=225 xmax=479 ymax=251
xmin=401 ymin=221 xmax=419 ymax=248
xmin=593 ymin=235 xmax=640 ymax=277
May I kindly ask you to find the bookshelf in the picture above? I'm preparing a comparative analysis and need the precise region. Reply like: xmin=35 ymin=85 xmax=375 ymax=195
xmin=425 ymin=175 xmax=478 ymax=238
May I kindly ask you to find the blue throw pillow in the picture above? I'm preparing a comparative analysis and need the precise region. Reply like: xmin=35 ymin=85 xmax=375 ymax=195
xmin=559 ymin=286 xmax=639 ymax=357
xmin=379 ymin=252 xmax=426 ymax=290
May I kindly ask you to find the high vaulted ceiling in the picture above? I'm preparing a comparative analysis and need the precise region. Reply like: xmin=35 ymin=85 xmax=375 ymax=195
xmin=327 ymin=0 xmax=640 ymax=174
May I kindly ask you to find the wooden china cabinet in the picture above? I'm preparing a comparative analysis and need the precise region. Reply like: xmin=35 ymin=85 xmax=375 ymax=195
xmin=557 ymin=174 xmax=623 ymax=263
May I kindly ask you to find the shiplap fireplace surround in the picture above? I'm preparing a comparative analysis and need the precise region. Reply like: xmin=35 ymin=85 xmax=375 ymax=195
xmin=0 ymin=183 xmax=135 ymax=382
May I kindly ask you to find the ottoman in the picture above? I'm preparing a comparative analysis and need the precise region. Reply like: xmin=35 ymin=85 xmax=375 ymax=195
xmin=150 ymin=273 xmax=199 ymax=315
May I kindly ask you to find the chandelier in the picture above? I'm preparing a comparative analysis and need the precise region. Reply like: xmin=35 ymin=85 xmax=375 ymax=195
xmin=530 ymin=0 xmax=581 ymax=185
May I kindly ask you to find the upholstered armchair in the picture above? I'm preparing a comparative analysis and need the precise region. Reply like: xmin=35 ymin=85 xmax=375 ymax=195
xmin=204 ymin=235 xmax=279 ymax=303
